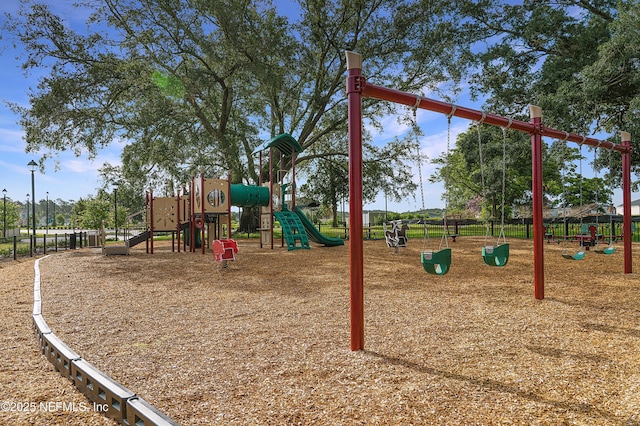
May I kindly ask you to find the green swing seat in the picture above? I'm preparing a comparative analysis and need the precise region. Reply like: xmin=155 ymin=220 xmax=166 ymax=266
xmin=562 ymin=250 xmax=586 ymax=260
xmin=595 ymin=246 xmax=616 ymax=255
xmin=421 ymin=248 xmax=452 ymax=276
xmin=482 ymin=244 xmax=509 ymax=267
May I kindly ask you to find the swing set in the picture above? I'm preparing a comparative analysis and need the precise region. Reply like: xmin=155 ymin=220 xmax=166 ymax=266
xmin=593 ymin=148 xmax=617 ymax=255
xmin=557 ymin=141 xmax=619 ymax=260
xmin=413 ymin=103 xmax=511 ymax=275
xmin=559 ymin=143 xmax=588 ymax=260
xmin=346 ymin=50 xmax=633 ymax=351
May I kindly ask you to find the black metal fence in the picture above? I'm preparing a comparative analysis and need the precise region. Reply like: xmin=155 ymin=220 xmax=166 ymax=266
xmin=316 ymin=216 xmax=640 ymax=243
xmin=0 ymin=232 xmax=88 ymax=261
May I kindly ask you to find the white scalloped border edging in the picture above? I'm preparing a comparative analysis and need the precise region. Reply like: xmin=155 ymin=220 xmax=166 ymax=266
xmin=32 ymin=255 xmax=179 ymax=426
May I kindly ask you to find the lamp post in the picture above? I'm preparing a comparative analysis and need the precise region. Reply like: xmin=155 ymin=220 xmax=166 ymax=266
xmin=26 ymin=194 xmax=30 ymax=256
xmin=2 ymin=188 xmax=6 ymax=239
xmin=384 ymin=190 xmax=388 ymax=223
xmin=26 ymin=194 xmax=30 ymax=237
xmin=28 ymin=160 xmax=37 ymax=253
xmin=46 ymin=191 xmax=49 ymax=235
xmin=114 ymin=183 xmax=119 ymax=241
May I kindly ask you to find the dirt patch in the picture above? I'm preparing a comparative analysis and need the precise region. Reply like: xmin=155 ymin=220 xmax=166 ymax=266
xmin=7 ymin=237 xmax=640 ymax=424
xmin=0 ymin=258 xmax=115 ymax=426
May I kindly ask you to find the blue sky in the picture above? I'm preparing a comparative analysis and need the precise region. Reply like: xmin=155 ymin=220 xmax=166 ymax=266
xmin=0 ymin=1 xmax=122 ymax=206
xmin=0 ymin=1 xmax=632 ymax=213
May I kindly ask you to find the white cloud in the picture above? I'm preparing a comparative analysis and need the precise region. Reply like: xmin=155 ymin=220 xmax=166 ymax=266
xmin=0 ymin=127 xmax=26 ymax=153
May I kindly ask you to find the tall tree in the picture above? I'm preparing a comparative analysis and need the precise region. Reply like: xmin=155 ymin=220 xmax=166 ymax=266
xmin=430 ymin=123 xmax=566 ymax=218
xmin=6 ymin=0 xmax=484 ymax=227
xmin=462 ymin=1 xmax=639 ymax=186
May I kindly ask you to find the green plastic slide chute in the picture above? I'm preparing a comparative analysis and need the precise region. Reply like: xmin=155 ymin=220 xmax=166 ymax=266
xmin=421 ymin=248 xmax=451 ymax=275
xmin=184 ymin=228 xmax=202 ymax=248
xmin=482 ymin=244 xmax=510 ymax=267
xmin=293 ymin=206 xmax=343 ymax=247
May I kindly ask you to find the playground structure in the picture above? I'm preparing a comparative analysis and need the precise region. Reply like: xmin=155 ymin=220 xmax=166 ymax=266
xmin=107 ymin=134 xmax=343 ymax=261
xmin=383 ymin=220 xmax=408 ymax=253
xmin=345 ymin=50 xmax=633 ymax=351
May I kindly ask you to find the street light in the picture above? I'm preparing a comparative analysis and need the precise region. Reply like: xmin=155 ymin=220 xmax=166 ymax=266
xmin=2 ymin=188 xmax=6 ymax=239
xmin=27 ymin=194 xmax=33 ymax=257
xmin=46 ymin=191 xmax=49 ymax=235
xmin=28 ymin=160 xmax=37 ymax=253
xmin=26 ymin=194 xmax=30 ymax=256
xmin=113 ymin=182 xmax=120 ymax=241
xmin=26 ymin=194 xmax=30 ymax=238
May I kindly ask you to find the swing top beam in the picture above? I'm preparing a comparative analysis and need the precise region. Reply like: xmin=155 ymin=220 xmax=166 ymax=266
xmin=358 ymin=79 xmax=630 ymax=154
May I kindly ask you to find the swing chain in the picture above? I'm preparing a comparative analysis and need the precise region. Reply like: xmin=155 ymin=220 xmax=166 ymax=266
xmin=411 ymin=100 xmax=431 ymax=253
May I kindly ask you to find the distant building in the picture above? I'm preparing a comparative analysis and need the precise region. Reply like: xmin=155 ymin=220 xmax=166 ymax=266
xmin=617 ymin=199 xmax=640 ymax=216
xmin=362 ymin=211 xmax=386 ymax=227
xmin=516 ymin=203 xmax=618 ymax=219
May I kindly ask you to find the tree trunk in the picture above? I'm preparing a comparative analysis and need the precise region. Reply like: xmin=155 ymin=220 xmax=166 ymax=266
xmin=238 ymin=206 xmax=260 ymax=234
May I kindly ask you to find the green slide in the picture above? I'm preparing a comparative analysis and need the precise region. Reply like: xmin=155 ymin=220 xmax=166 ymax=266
xmin=293 ymin=206 xmax=344 ymax=247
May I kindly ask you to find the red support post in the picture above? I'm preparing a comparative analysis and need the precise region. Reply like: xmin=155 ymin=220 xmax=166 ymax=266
xmin=529 ymin=106 xmax=544 ymax=300
xmin=145 ymin=192 xmax=150 ymax=254
xmin=621 ymin=132 xmax=633 ymax=274
xmin=149 ymin=190 xmax=154 ymax=254
xmin=175 ymin=191 xmax=180 ymax=253
xmin=176 ymin=189 xmax=181 ymax=253
xmin=227 ymin=172 xmax=232 ymax=239
xmin=346 ymin=51 xmax=365 ymax=351
xmin=190 ymin=176 xmax=195 ymax=253
xmin=269 ymin=148 xmax=274 ymax=250
xmin=201 ymin=172 xmax=206 ymax=255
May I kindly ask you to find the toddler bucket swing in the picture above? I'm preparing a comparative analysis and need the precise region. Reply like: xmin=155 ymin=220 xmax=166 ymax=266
xmin=417 ymin=101 xmax=452 ymax=275
xmin=477 ymin=115 xmax=510 ymax=267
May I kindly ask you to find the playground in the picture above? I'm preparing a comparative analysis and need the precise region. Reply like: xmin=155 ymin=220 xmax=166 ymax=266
xmin=21 ymin=236 xmax=640 ymax=425
xmin=3 ymin=51 xmax=637 ymax=425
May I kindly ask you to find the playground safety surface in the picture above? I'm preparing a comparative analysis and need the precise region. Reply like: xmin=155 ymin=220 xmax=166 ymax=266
xmin=2 ymin=237 xmax=640 ymax=425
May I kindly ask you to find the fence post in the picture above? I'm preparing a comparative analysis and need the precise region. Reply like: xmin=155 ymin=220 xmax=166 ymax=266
xmin=13 ymin=236 xmax=17 ymax=261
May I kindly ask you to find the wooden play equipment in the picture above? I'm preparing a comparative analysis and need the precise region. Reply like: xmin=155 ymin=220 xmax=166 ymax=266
xmin=134 ymin=137 xmax=341 ymax=263
xmin=190 ymin=174 xmax=234 ymax=255
xmin=346 ymin=50 xmax=633 ymax=350
xmin=142 ymin=190 xmax=190 ymax=255
xmin=254 ymin=133 xmax=343 ymax=251
xmin=100 ymin=221 xmax=130 ymax=256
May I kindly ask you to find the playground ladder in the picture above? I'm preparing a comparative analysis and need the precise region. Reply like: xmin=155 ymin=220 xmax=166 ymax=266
xmin=274 ymin=211 xmax=310 ymax=251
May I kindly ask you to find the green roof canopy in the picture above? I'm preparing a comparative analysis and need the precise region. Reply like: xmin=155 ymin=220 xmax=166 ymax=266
xmin=253 ymin=133 xmax=303 ymax=156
